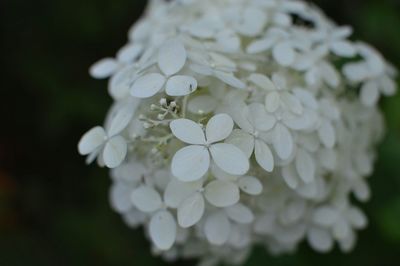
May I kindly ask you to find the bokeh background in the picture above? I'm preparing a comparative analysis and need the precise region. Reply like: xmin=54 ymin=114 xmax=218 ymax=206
xmin=1 ymin=0 xmax=400 ymax=265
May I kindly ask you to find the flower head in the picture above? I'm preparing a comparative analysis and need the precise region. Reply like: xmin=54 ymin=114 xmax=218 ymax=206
xmin=78 ymin=0 xmax=396 ymax=265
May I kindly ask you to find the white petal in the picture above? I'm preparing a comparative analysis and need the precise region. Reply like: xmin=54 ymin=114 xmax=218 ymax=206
xmin=109 ymin=183 xmax=133 ymax=213
xmin=247 ymin=38 xmax=275 ymax=54
xmin=171 ymin=145 xmax=210 ymax=182
xmin=89 ymin=58 xmax=118 ymax=79
xmin=255 ymin=140 xmax=274 ymax=172
xmin=188 ymin=95 xmax=218 ymax=114
xmin=109 ymin=66 xmax=136 ymax=100
xmin=130 ymin=73 xmax=166 ymax=98
xmin=281 ymin=165 xmax=299 ymax=189
xmin=249 ymin=103 xmax=276 ymax=131
xmin=248 ymin=73 xmax=276 ymax=91
xmin=265 ymin=92 xmax=281 ymax=113
xmin=281 ymin=92 xmax=303 ymax=115
xmin=214 ymin=71 xmax=246 ymax=89
xmin=170 ymin=119 xmax=206 ymax=145
xmin=312 ymin=207 xmax=338 ymax=227
xmin=225 ymin=203 xmax=254 ymax=224
xmin=229 ymin=104 xmax=254 ymax=133
xmin=360 ymin=81 xmax=380 ymax=106
xmin=209 ymin=143 xmax=249 ymax=176
xmin=206 ymin=113 xmax=234 ymax=143
xmin=205 ymin=180 xmax=240 ymax=208
xmin=295 ymin=149 xmax=315 ymax=183
xmin=164 ymin=179 xmax=202 ymax=208
xmin=107 ymin=104 xmax=135 ymax=137
xmin=333 ymin=218 xmax=351 ymax=240
xmin=166 ymin=75 xmax=198 ymax=96
xmin=380 ymin=75 xmax=397 ymax=96
xmin=131 ymin=185 xmax=162 ymax=213
xmin=204 ymin=212 xmax=231 ymax=245
xmin=158 ymin=39 xmax=187 ymax=76
xmin=272 ymin=124 xmax=294 ymax=160
xmin=237 ymin=8 xmax=267 ymax=37
xmin=216 ymin=30 xmax=241 ymax=52
xmin=149 ymin=210 xmax=177 ymax=250
xmin=117 ymin=43 xmax=143 ymax=63
xmin=346 ymin=207 xmax=367 ymax=229
xmin=320 ymin=62 xmax=340 ymax=88
xmin=78 ymin=126 xmax=106 ymax=155
xmin=103 ymin=136 xmax=127 ymax=168
xmin=293 ymin=88 xmax=318 ymax=109
xmin=238 ymin=176 xmax=263 ymax=195
xmin=273 ymin=42 xmax=295 ymax=67
xmin=307 ymin=227 xmax=334 ymax=253
xmin=318 ymin=121 xmax=336 ymax=148
xmin=330 ymin=40 xmax=356 ymax=57
xmin=225 ymin=129 xmax=254 ymax=158
xmin=177 ymin=192 xmax=205 ymax=228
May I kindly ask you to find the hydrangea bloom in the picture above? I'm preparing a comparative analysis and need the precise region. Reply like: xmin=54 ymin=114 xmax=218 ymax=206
xmin=78 ymin=0 xmax=397 ymax=264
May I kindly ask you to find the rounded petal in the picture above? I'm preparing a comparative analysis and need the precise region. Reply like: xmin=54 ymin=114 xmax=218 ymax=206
xmin=205 ymin=180 xmax=240 ymax=207
xmin=164 ymin=179 xmax=203 ymax=208
xmin=273 ymin=42 xmax=295 ymax=67
xmin=177 ymin=192 xmax=205 ymax=228
xmin=265 ymin=91 xmax=281 ymax=113
xmin=255 ymin=140 xmax=274 ymax=172
xmin=209 ymin=143 xmax=249 ymax=176
xmin=281 ymin=92 xmax=303 ymax=115
xmin=312 ymin=206 xmax=339 ymax=227
xmin=360 ymin=81 xmax=380 ymax=106
xmin=103 ymin=136 xmax=127 ymax=168
xmin=214 ymin=71 xmax=246 ymax=89
xmin=171 ymin=145 xmax=210 ymax=182
xmin=225 ymin=129 xmax=254 ymax=158
xmin=225 ymin=203 xmax=254 ymax=224
xmin=130 ymin=73 xmax=166 ymax=98
xmin=117 ymin=43 xmax=143 ymax=63
xmin=282 ymin=165 xmax=299 ymax=190
xmin=330 ymin=40 xmax=356 ymax=58
xmin=78 ymin=126 xmax=106 ymax=155
xmin=107 ymin=104 xmax=135 ymax=137
xmin=109 ymin=183 xmax=133 ymax=213
xmin=149 ymin=210 xmax=177 ymax=250
xmin=170 ymin=119 xmax=206 ymax=145
xmin=249 ymin=103 xmax=276 ymax=131
xmin=248 ymin=73 xmax=276 ymax=91
xmin=295 ymin=149 xmax=316 ymax=184
xmin=272 ymin=124 xmax=294 ymax=160
xmin=158 ymin=39 xmax=187 ymax=76
xmin=166 ymin=75 xmax=198 ymax=96
xmin=318 ymin=120 xmax=336 ymax=148
xmin=89 ymin=58 xmax=118 ymax=79
xmin=238 ymin=176 xmax=263 ymax=195
xmin=206 ymin=113 xmax=234 ymax=143
xmin=307 ymin=227 xmax=334 ymax=253
xmin=131 ymin=185 xmax=162 ymax=213
xmin=188 ymin=95 xmax=218 ymax=114
xmin=204 ymin=212 xmax=231 ymax=246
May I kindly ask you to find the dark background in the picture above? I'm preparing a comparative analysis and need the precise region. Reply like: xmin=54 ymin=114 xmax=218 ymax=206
xmin=1 ymin=0 xmax=400 ymax=265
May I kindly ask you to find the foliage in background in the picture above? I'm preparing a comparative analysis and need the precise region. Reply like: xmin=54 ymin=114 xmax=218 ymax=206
xmin=0 ymin=0 xmax=399 ymax=265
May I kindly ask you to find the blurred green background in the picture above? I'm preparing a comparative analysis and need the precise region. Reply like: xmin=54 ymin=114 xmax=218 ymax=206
xmin=1 ymin=0 xmax=400 ymax=265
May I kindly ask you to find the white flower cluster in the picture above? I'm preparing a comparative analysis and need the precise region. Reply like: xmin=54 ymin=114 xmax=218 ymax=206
xmin=78 ymin=0 xmax=397 ymax=265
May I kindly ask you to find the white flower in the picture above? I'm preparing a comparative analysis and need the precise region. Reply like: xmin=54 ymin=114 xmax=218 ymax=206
xmin=164 ymin=178 xmax=240 ymax=228
xmin=78 ymin=103 xmax=135 ymax=168
xmin=79 ymin=0 xmax=396 ymax=263
xmin=131 ymin=38 xmax=198 ymax=98
xmin=343 ymin=43 xmax=396 ymax=106
xmin=170 ymin=113 xmax=249 ymax=181
xmin=227 ymin=103 xmax=276 ymax=172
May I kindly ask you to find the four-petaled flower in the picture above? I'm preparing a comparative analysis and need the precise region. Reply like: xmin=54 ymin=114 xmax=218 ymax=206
xmin=170 ymin=113 xmax=250 ymax=182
